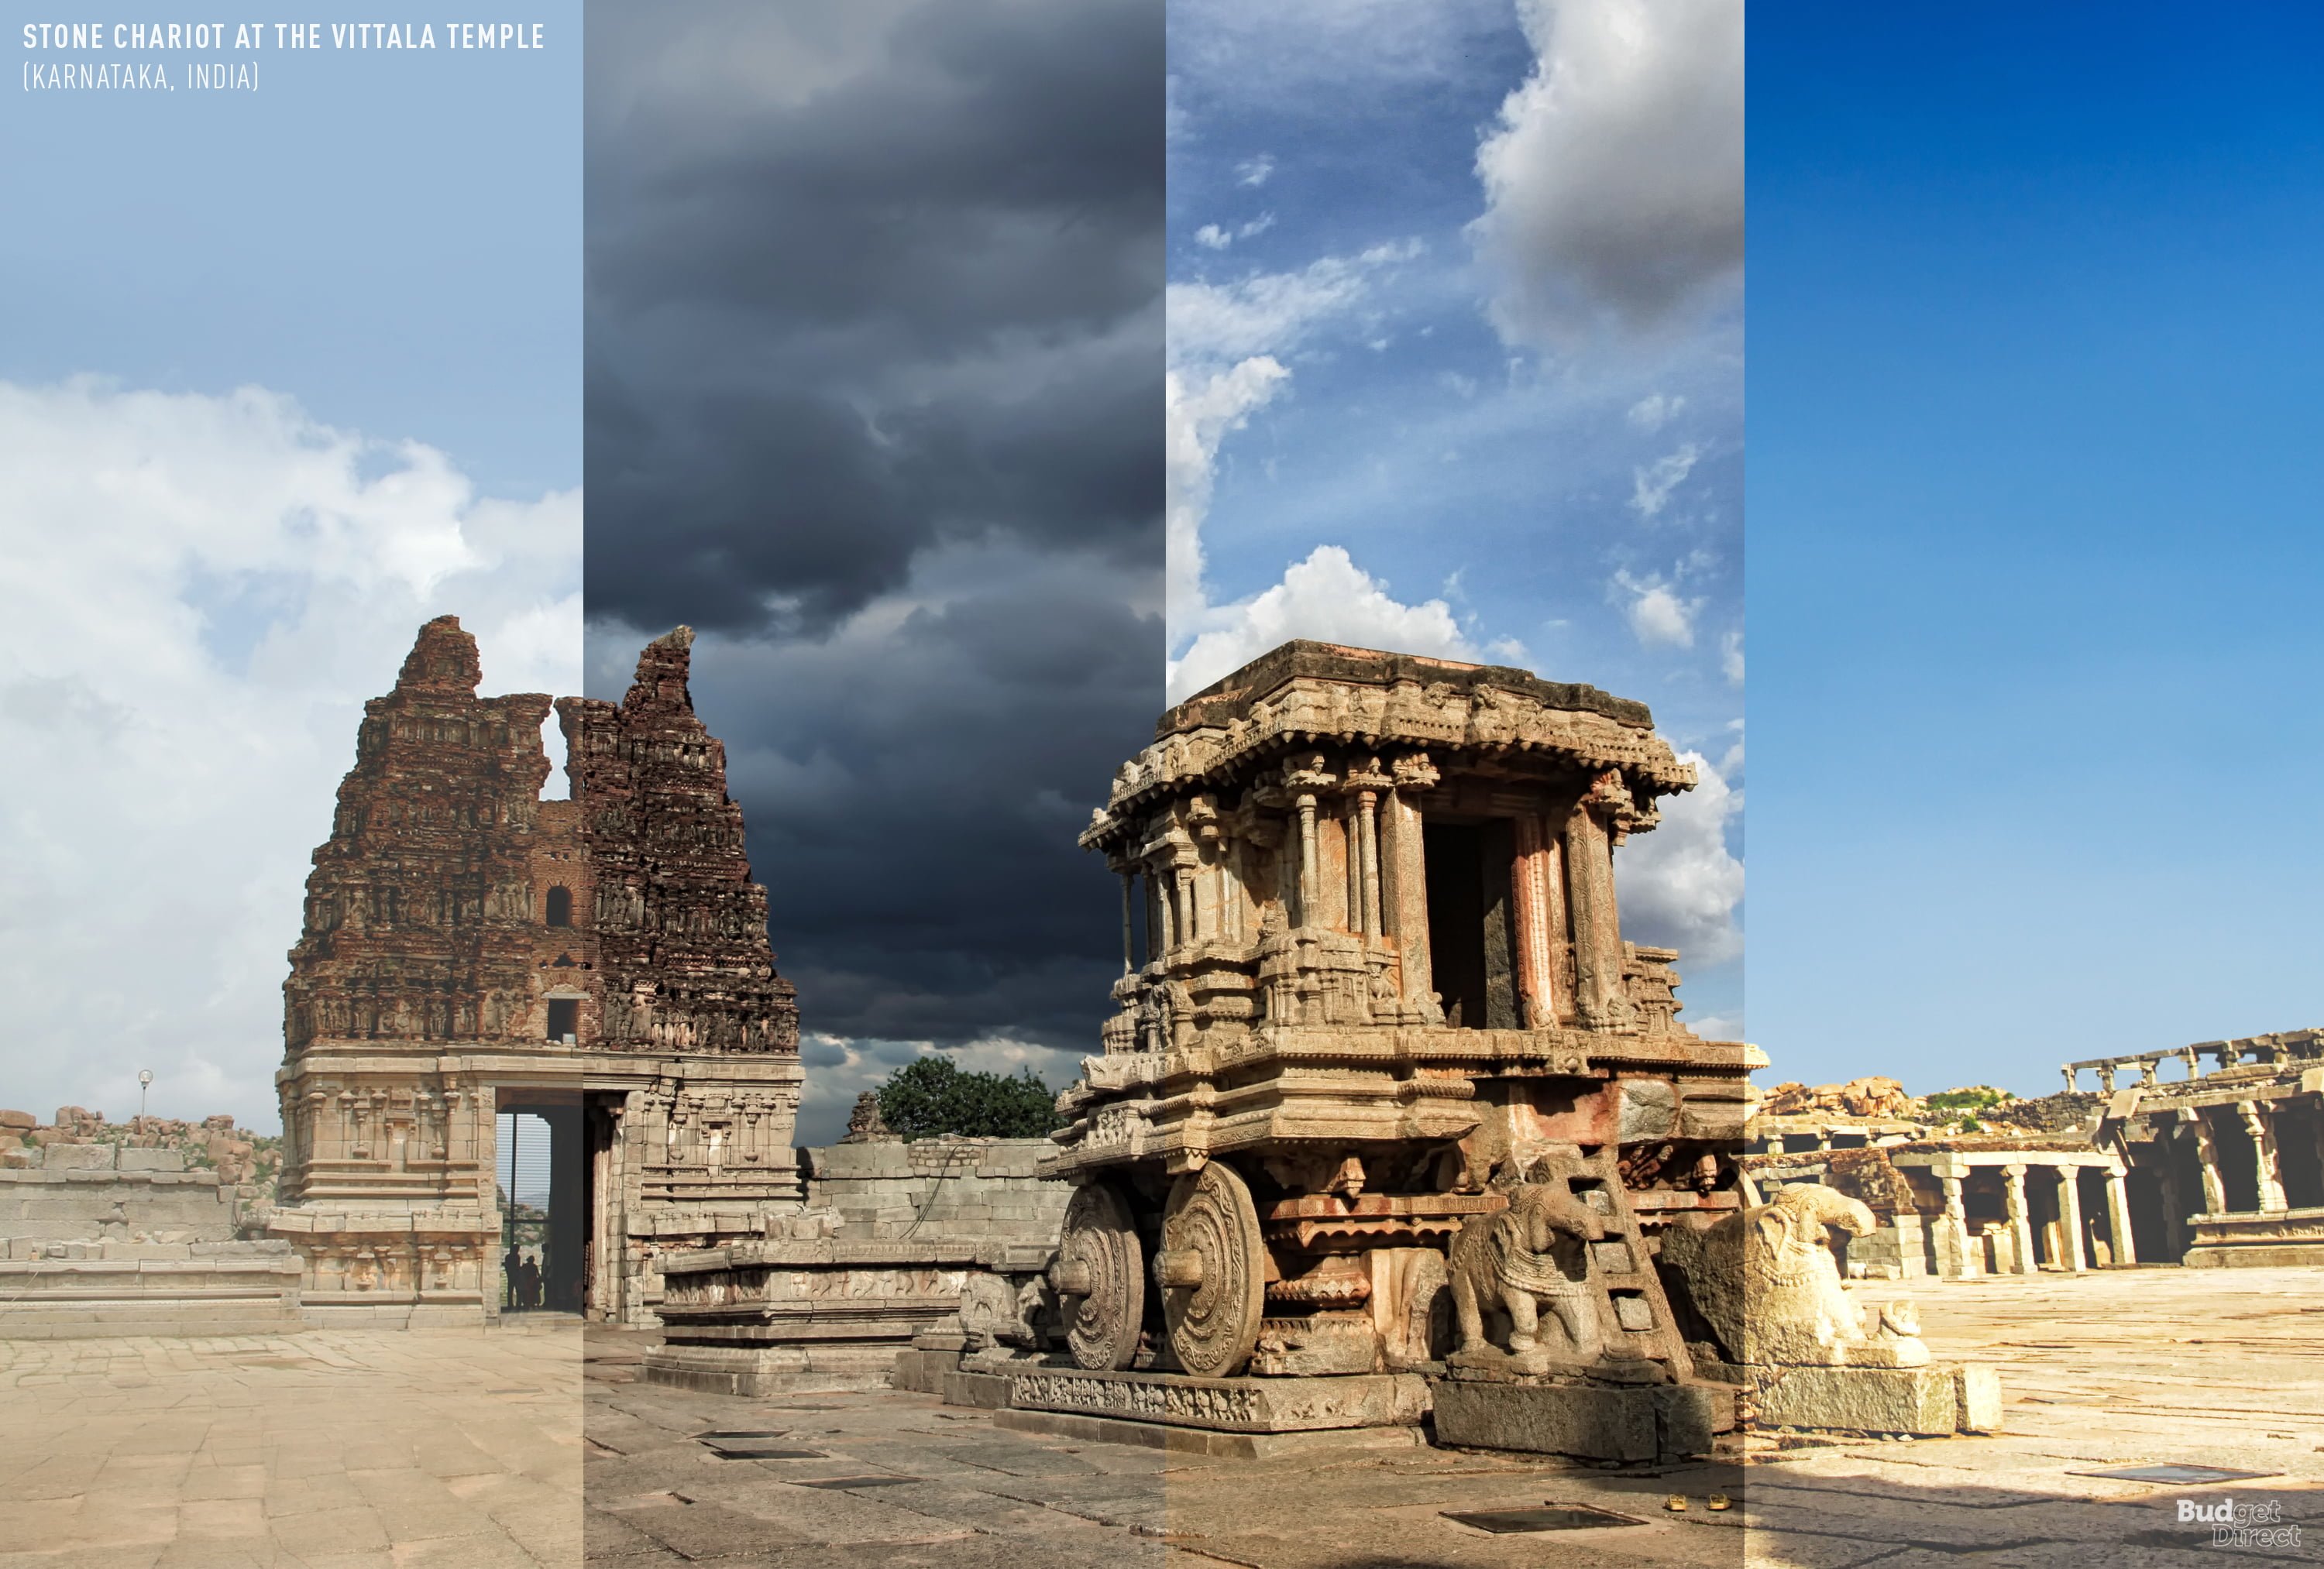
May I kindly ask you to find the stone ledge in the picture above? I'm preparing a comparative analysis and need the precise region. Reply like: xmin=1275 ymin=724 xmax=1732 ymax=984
xmin=641 ymin=1341 xmax=902 ymax=1396
xmin=992 ymin=1407 xmax=1431 ymax=1459
xmin=1006 ymin=1367 xmax=1431 ymax=1434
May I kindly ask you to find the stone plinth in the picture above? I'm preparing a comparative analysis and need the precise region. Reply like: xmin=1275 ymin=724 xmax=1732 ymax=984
xmin=2183 ymin=1207 xmax=2324 ymax=1268
xmin=1430 ymin=1377 xmax=1725 ymax=1462
xmin=1005 ymin=1366 xmax=1431 ymax=1433
xmin=1 ymin=1158 xmax=301 ymax=1337
xmin=1755 ymin=1362 xmax=2003 ymax=1437
xmin=644 ymin=1136 xmax=1067 ymax=1390
xmin=0 ymin=1254 xmax=304 ymax=1338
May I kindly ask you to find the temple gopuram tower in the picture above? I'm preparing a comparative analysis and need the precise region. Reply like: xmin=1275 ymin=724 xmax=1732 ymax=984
xmin=269 ymin=617 xmax=803 ymax=1326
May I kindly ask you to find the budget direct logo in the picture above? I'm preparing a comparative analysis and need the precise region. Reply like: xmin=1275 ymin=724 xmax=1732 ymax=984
xmin=2177 ymin=1498 xmax=2301 ymax=1551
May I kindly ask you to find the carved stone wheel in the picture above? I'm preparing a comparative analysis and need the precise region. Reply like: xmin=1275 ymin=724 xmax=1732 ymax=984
xmin=1160 ymin=1160 xmax=1268 ymax=1378
xmin=1054 ymin=1181 xmax=1145 ymax=1372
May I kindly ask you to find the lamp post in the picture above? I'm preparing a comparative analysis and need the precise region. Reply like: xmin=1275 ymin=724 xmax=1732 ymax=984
xmin=137 ymin=1069 xmax=153 ymax=1122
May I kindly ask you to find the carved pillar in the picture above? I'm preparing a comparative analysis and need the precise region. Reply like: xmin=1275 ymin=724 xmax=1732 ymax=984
xmin=2103 ymin=1162 xmax=2137 ymax=1267
xmin=2054 ymin=1166 xmax=2087 ymax=1272
xmin=1508 ymin=812 xmax=1559 ymax=1030
xmin=2138 ymin=1059 xmax=2158 ymax=1088
xmin=1119 ymin=872 xmax=1136 ymax=973
xmin=1294 ymin=794 xmax=1319 ymax=929
xmin=2060 ymin=1066 xmax=2076 ymax=1093
xmin=1563 ymin=799 xmax=1627 ymax=1029
xmin=1152 ymin=863 xmax=1174 ymax=955
xmin=2192 ymin=1114 xmax=2227 ymax=1216
xmin=2239 ymin=1101 xmax=2287 ymax=1214
xmin=1380 ymin=759 xmax=1436 ymax=1021
xmin=1934 ymin=1174 xmax=1975 ymax=1277
xmin=2002 ymin=1164 xmax=2036 ymax=1275
xmin=1344 ymin=797 xmax=1363 ymax=936
xmin=1356 ymin=791 xmax=1382 ymax=942
xmin=2154 ymin=1144 xmax=2184 ymax=1258
xmin=1174 ymin=863 xmax=1197 ymax=949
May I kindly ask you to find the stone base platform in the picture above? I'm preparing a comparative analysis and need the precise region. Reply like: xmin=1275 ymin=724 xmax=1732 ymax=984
xmin=642 ymin=1339 xmax=905 ymax=1396
xmin=1429 ymin=1376 xmax=1727 ymax=1462
xmin=1753 ymin=1361 xmax=2003 ymax=1437
xmin=2185 ymin=1243 xmax=2324 ymax=1268
xmin=2183 ymin=1207 xmax=2324 ymax=1269
xmin=889 ymin=1346 xmax=961 ymax=1394
xmin=0 ymin=1256 xmax=306 ymax=1339
xmin=995 ymin=1406 xmax=1431 ymax=1459
xmin=1005 ymin=1366 xmax=1432 ymax=1437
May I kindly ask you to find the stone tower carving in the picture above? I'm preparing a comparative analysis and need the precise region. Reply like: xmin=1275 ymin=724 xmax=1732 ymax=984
xmin=268 ymin=617 xmax=804 ymax=1326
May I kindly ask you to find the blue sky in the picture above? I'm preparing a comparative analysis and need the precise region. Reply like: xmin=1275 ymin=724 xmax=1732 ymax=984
xmin=1752 ymin=5 xmax=2324 ymax=1096
xmin=2 ymin=12 xmax=579 ymax=496
xmin=1167 ymin=0 xmax=1746 ymax=1035
xmin=0 ymin=12 xmax=580 ymax=1131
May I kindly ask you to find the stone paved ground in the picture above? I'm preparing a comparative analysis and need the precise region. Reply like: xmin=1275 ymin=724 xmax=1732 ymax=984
xmin=586 ymin=1269 xmax=2324 ymax=1568
xmin=9 ymin=1270 xmax=2322 ymax=1568
xmin=0 ymin=1317 xmax=582 ymax=1569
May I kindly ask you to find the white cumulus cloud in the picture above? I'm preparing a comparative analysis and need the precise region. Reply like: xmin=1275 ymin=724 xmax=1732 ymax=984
xmin=1615 ymin=743 xmax=1744 ymax=967
xmin=1611 ymin=569 xmax=1700 ymax=649
xmin=0 ymin=378 xmax=580 ymax=1131
xmin=1170 ymin=544 xmax=1478 ymax=702
xmin=1470 ymin=0 xmax=1744 ymax=348
xmin=1166 ymin=241 xmax=1442 ymax=672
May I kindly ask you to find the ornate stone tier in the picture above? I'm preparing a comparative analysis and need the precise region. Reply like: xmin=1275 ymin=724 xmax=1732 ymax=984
xmin=1050 ymin=1025 xmax=1758 ymax=1186
xmin=1097 ymin=642 xmax=1696 ymax=824
xmin=1006 ymin=1366 xmax=1432 ymax=1434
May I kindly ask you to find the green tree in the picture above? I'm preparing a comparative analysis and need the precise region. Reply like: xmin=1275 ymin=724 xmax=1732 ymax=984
xmin=876 ymin=1056 xmax=1061 ymax=1141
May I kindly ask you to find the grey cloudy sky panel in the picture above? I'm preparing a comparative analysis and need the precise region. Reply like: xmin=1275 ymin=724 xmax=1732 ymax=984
xmin=583 ymin=1 xmax=1167 ymax=1144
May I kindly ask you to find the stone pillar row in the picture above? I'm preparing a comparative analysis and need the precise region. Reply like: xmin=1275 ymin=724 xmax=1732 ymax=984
xmin=1119 ymin=756 xmax=1634 ymax=1037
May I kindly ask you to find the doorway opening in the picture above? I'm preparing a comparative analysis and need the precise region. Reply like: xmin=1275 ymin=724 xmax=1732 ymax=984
xmin=1422 ymin=820 xmax=1518 ymax=1029
xmin=494 ymin=1101 xmax=586 ymax=1314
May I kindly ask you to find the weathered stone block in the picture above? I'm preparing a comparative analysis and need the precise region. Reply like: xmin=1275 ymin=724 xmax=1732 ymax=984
xmin=1429 ymin=1378 xmax=1720 ymax=1462
xmin=44 ymin=1144 xmax=115 ymax=1171
xmin=1954 ymin=1363 xmax=2003 ymax=1433
xmin=115 ymin=1149 xmax=186 ymax=1172
xmin=1756 ymin=1364 xmax=1964 ymax=1437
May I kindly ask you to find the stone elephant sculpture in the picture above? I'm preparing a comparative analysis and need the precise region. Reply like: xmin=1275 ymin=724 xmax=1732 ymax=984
xmin=1446 ymin=1179 xmax=1607 ymax=1371
xmin=1660 ymin=1180 xmax=1926 ymax=1368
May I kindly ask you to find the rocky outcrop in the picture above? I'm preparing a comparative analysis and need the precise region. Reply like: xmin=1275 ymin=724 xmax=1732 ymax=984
xmin=1760 ymin=1077 xmax=1918 ymax=1121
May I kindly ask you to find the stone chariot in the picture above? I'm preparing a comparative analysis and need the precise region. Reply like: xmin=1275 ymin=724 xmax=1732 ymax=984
xmin=1036 ymin=644 xmax=1758 ymax=1453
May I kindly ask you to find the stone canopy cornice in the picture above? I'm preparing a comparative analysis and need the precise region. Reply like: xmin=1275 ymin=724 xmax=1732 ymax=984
xmin=1085 ymin=640 xmax=1696 ymax=849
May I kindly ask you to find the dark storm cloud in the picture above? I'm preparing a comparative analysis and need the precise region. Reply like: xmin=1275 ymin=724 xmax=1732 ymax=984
xmin=583 ymin=2 xmax=1164 ymax=1080
xmin=585 ymin=0 xmax=1165 ymax=636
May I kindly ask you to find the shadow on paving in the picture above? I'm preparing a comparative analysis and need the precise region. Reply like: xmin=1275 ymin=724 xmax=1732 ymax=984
xmin=580 ymin=1332 xmax=2318 ymax=1567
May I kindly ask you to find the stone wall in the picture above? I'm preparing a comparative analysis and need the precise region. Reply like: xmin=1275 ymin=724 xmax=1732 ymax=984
xmin=0 ymin=1144 xmax=301 ymax=1338
xmin=803 ymin=1138 xmax=1071 ymax=1242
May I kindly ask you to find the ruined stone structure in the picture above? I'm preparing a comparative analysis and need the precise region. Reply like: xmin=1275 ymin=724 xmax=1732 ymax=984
xmin=266 ymin=617 xmax=802 ymax=1326
xmin=646 ymin=1135 xmax=1071 ymax=1396
xmin=1752 ymin=1032 xmax=2324 ymax=1279
xmin=2067 ymin=1027 xmax=2324 ymax=1266
xmin=1034 ymin=642 xmax=1760 ymax=1459
xmin=2 ymin=1141 xmax=301 ymax=1338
